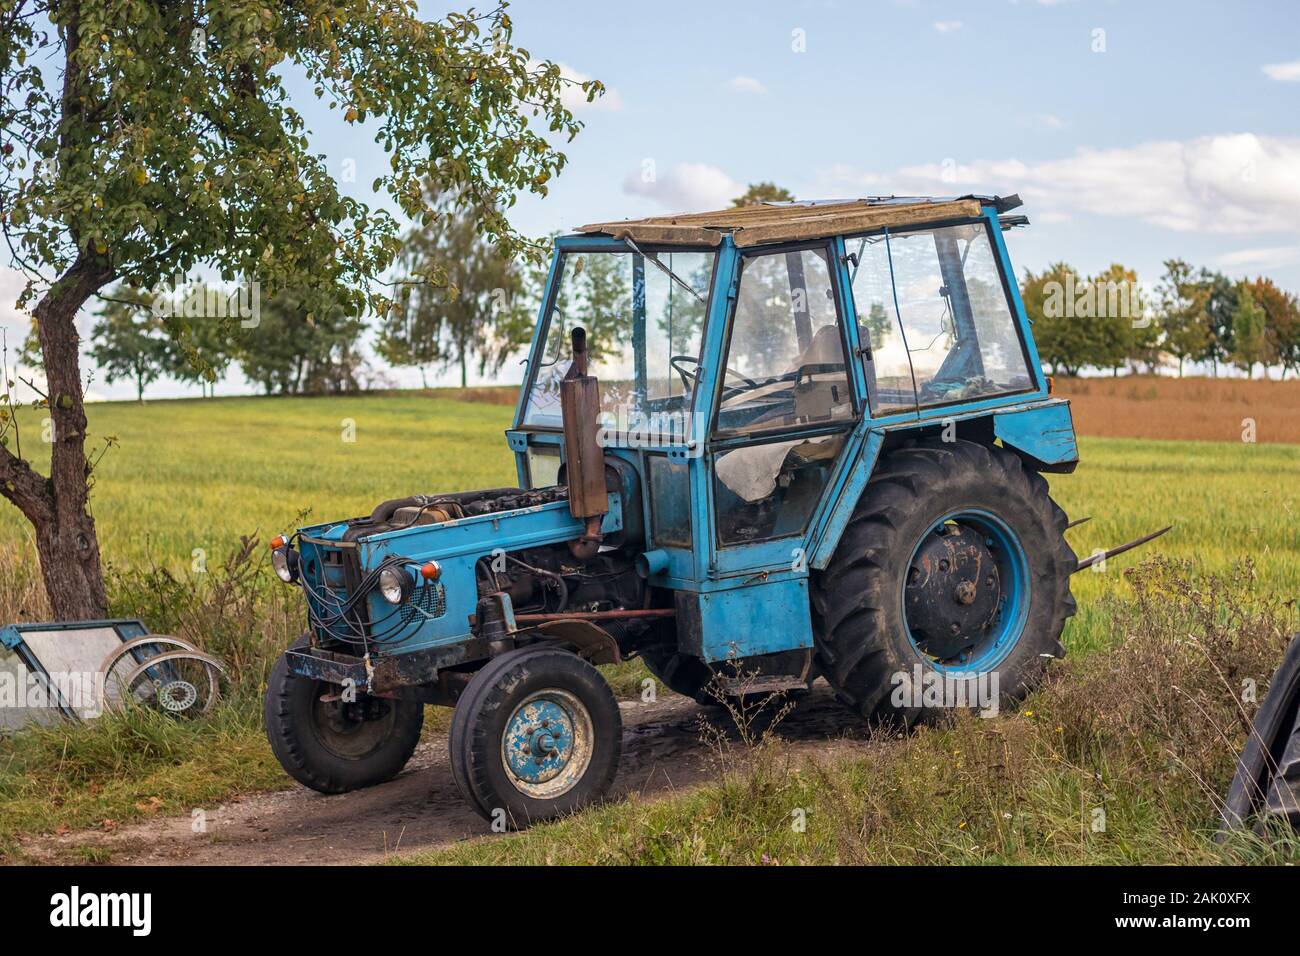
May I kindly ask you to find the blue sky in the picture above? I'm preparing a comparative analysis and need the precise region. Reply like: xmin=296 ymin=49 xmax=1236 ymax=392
xmin=4 ymin=0 xmax=1299 ymax=399
xmin=496 ymin=0 xmax=1300 ymax=279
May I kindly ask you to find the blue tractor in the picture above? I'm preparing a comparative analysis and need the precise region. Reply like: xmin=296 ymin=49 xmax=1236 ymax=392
xmin=264 ymin=195 xmax=1147 ymax=826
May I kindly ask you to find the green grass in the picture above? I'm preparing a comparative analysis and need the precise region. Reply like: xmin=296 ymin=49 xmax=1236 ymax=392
xmin=1052 ymin=436 xmax=1300 ymax=654
xmin=400 ymin=558 xmax=1300 ymax=866
xmin=0 ymin=393 xmax=519 ymax=567
xmin=0 ymin=392 xmax=1297 ymax=863
xmin=0 ymin=696 xmax=287 ymax=859
xmin=4 ymin=394 xmax=1297 ymax=629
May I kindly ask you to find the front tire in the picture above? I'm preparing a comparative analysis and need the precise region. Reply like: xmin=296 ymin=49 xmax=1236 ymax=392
xmin=449 ymin=646 xmax=622 ymax=828
xmin=811 ymin=439 xmax=1076 ymax=725
xmin=263 ymin=638 xmax=424 ymax=794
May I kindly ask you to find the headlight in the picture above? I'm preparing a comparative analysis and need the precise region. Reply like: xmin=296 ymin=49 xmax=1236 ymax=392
xmin=271 ymin=546 xmax=299 ymax=583
xmin=378 ymin=566 xmax=414 ymax=605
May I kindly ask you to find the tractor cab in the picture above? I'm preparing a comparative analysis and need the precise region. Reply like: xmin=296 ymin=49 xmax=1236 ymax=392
xmin=265 ymin=195 xmax=1130 ymax=828
xmin=506 ymin=196 xmax=1071 ymax=666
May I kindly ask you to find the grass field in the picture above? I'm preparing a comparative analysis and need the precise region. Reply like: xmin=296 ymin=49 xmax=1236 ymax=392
xmin=0 ymin=392 xmax=521 ymax=572
xmin=0 ymin=383 xmax=1297 ymax=863
xmin=2 ymin=386 xmax=1296 ymax=628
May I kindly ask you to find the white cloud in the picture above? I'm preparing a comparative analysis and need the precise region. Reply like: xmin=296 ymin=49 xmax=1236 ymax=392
xmin=813 ymin=133 xmax=1300 ymax=235
xmin=932 ymin=20 xmax=963 ymax=33
xmin=548 ymin=61 xmax=624 ymax=112
xmin=727 ymin=75 xmax=767 ymax=94
xmin=622 ymin=162 xmax=743 ymax=212
xmin=1262 ymin=60 xmax=1300 ymax=82
xmin=1216 ymin=245 xmax=1300 ymax=271
xmin=1030 ymin=113 xmax=1065 ymax=130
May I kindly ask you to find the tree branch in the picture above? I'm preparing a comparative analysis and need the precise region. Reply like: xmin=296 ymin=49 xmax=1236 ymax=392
xmin=0 ymin=440 xmax=51 ymax=525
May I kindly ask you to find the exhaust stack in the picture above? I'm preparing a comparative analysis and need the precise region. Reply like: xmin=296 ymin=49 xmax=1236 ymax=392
xmin=559 ymin=327 xmax=606 ymax=560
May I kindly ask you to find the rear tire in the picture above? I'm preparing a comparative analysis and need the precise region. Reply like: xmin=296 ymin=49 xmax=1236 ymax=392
xmin=811 ymin=439 xmax=1075 ymax=725
xmin=264 ymin=637 xmax=424 ymax=794
xmin=449 ymin=646 xmax=622 ymax=828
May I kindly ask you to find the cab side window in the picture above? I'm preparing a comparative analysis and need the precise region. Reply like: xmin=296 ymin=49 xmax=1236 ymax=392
xmin=713 ymin=248 xmax=853 ymax=435
xmin=711 ymin=246 xmax=853 ymax=546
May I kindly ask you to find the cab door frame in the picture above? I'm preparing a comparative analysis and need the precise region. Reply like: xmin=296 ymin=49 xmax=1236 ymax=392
xmin=687 ymin=236 xmax=869 ymax=582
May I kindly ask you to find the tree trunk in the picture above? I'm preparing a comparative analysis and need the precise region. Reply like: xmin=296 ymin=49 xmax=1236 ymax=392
xmin=460 ymin=350 xmax=467 ymax=388
xmin=0 ymin=258 xmax=113 ymax=619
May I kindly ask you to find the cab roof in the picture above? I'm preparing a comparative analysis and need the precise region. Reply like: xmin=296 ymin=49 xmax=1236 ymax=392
xmin=575 ymin=194 xmax=1020 ymax=248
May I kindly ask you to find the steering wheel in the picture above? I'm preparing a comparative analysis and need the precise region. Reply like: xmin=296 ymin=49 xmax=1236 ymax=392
xmin=670 ymin=355 xmax=759 ymax=394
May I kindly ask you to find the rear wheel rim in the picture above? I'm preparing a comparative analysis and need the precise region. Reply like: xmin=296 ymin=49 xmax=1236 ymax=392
xmin=501 ymin=689 xmax=594 ymax=799
xmin=902 ymin=509 xmax=1030 ymax=673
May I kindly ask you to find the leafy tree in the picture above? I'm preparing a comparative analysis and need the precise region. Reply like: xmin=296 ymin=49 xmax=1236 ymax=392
xmin=16 ymin=318 xmax=41 ymax=372
xmin=535 ymin=249 xmax=633 ymax=367
xmin=1020 ymin=262 xmax=1089 ymax=376
xmin=732 ymin=182 xmax=794 ymax=207
xmin=1154 ymin=259 xmax=1212 ymax=377
xmin=1245 ymin=276 xmax=1300 ymax=380
xmin=168 ymin=316 xmax=233 ymax=398
xmin=378 ymin=183 xmax=530 ymax=387
xmin=656 ymin=257 xmax=713 ymax=356
xmin=0 ymin=0 xmax=596 ymax=617
xmin=1199 ymin=270 xmax=1239 ymax=376
xmin=237 ymin=291 xmax=366 ymax=395
xmin=155 ymin=282 xmax=238 ymax=397
xmin=1229 ymin=283 xmax=1269 ymax=379
xmin=87 ymin=286 xmax=169 ymax=401
xmin=574 ymin=251 xmax=634 ymax=364
xmin=860 ymin=301 xmax=893 ymax=349
xmin=1088 ymin=263 xmax=1141 ymax=376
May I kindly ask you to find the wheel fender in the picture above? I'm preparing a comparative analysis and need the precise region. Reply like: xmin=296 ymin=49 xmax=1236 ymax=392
xmin=993 ymin=402 xmax=1078 ymax=472
xmin=532 ymin=620 xmax=622 ymax=665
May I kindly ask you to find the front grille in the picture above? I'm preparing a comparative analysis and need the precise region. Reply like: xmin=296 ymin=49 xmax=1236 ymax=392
xmin=401 ymin=582 xmax=447 ymax=625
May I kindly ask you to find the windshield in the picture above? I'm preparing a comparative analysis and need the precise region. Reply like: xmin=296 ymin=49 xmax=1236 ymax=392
xmin=522 ymin=248 xmax=716 ymax=438
xmin=848 ymin=222 xmax=1034 ymax=413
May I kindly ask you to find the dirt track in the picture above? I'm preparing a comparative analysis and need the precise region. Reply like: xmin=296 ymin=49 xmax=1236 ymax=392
xmin=23 ymin=684 xmax=869 ymax=865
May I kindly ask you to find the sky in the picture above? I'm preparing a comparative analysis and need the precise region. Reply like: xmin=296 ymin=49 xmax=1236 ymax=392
xmin=3 ymin=0 xmax=1299 ymax=400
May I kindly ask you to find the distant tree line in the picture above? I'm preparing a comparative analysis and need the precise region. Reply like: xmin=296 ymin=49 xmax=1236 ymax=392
xmin=46 ymin=181 xmax=803 ymax=400
xmin=1020 ymin=261 xmax=1300 ymax=379
xmin=20 ymin=283 xmax=370 ymax=400
xmin=47 ymin=180 xmax=1300 ymax=400
xmin=17 ymin=182 xmax=541 ymax=400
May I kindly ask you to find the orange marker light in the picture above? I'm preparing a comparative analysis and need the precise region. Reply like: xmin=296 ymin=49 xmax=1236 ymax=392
xmin=420 ymin=561 xmax=441 ymax=581
xmin=271 ymin=535 xmax=286 ymax=550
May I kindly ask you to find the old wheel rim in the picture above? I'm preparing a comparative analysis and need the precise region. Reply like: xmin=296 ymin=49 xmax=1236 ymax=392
xmin=310 ymin=694 xmax=396 ymax=760
xmin=501 ymin=689 xmax=594 ymax=799
xmin=903 ymin=509 xmax=1030 ymax=673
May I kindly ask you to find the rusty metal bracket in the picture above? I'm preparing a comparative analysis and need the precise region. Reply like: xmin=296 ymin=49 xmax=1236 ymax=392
xmin=1073 ymin=525 xmax=1172 ymax=572
xmin=530 ymin=619 xmax=622 ymax=665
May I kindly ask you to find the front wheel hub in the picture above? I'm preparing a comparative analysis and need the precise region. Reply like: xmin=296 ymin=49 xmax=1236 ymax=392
xmin=502 ymin=690 xmax=594 ymax=798
xmin=906 ymin=521 xmax=1003 ymax=662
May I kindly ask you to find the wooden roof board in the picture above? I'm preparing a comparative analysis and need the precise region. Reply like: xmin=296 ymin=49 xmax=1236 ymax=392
xmin=576 ymin=198 xmax=985 ymax=247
